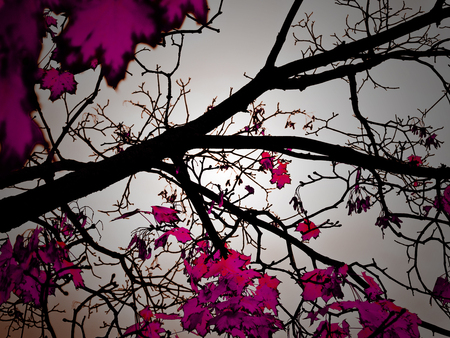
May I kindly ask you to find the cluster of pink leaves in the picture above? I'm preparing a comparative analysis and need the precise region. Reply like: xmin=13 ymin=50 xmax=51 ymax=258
xmin=0 ymin=0 xmax=208 ymax=175
xmin=181 ymin=241 xmax=283 ymax=338
xmin=260 ymin=151 xmax=291 ymax=189
xmin=0 ymin=225 xmax=84 ymax=307
xmin=301 ymin=265 xmax=422 ymax=337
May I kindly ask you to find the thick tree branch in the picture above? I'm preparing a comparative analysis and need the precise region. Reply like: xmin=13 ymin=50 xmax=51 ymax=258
xmin=2 ymin=132 xmax=448 ymax=232
xmin=264 ymin=0 xmax=304 ymax=68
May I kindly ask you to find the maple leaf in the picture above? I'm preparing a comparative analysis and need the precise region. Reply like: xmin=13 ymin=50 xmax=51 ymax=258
xmin=56 ymin=0 xmax=160 ymax=87
xmin=245 ymin=185 xmax=255 ymax=194
xmin=407 ymin=155 xmax=422 ymax=166
xmin=0 ymin=72 xmax=46 ymax=176
xmin=18 ymin=272 xmax=46 ymax=306
xmin=270 ymin=160 xmax=291 ymax=189
xmin=152 ymin=206 xmax=179 ymax=223
xmin=0 ymin=239 xmax=16 ymax=305
xmin=140 ymin=306 xmax=154 ymax=321
xmin=57 ymin=259 xmax=85 ymax=288
xmin=155 ymin=313 xmax=180 ymax=320
xmin=300 ymin=267 xmax=345 ymax=303
xmin=0 ymin=2 xmax=48 ymax=175
xmin=361 ymin=272 xmax=383 ymax=301
xmin=40 ymin=67 xmax=78 ymax=101
xmin=181 ymin=298 xmax=212 ymax=336
xmin=314 ymin=320 xmax=349 ymax=338
xmin=296 ymin=219 xmax=320 ymax=241
xmin=260 ymin=151 xmax=274 ymax=170
xmin=339 ymin=300 xmax=421 ymax=338
xmin=433 ymin=276 xmax=450 ymax=304
xmin=203 ymin=250 xmax=250 ymax=279
xmin=155 ymin=228 xmax=192 ymax=249
xmin=160 ymin=0 xmax=208 ymax=30
xmin=209 ymin=310 xmax=247 ymax=335
xmin=254 ymin=274 xmax=281 ymax=315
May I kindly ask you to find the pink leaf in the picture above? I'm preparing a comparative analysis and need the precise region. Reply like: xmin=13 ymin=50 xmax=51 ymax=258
xmin=361 ymin=272 xmax=383 ymax=301
xmin=260 ymin=151 xmax=274 ymax=170
xmin=124 ymin=322 xmax=141 ymax=335
xmin=139 ymin=306 xmax=153 ymax=321
xmin=160 ymin=0 xmax=208 ymax=30
xmin=270 ymin=161 xmax=291 ymax=189
xmin=245 ymin=185 xmax=255 ymax=194
xmin=407 ymin=155 xmax=422 ymax=166
xmin=155 ymin=313 xmax=180 ymax=320
xmin=314 ymin=320 xmax=350 ymax=338
xmin=443 ymin=185 xmax=450 ymax=215
xmin=0 ymin=2 xmax=49 ymax=175
xmin=40 ymin=68 xmax=77 ymax=101
xmin=168 ymin=227 xmax=192 ymax=243
xmin=433 ymin=276 xmax=450 ymax=304
xmin=181 ymin=298 xmax=212 ymax=336
xmin=152 ymin=206 xmax=179 ymax=223
xmin=296 ymin=220 xmax=320 ymax=241
xmin=155 ymin=233 xmax=170 ymax=250
xmin=56 ymin=0 xmax=160 ymax=87
xmin=0 ymin=72 xmax=46 ymax=176
xmin=255 ymin=274 xmax=281 ymax=315
xmin=57 ymin=260 xmax=85 ymax=288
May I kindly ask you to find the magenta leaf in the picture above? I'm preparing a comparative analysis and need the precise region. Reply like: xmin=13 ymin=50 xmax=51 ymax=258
xmin=260 ymin=151 xmax=274 ymax=170
xmin=245 ymin=185 xmax=255 ymax=194
xmin=157 ymin=227 xmax=193 ymax=249
xmin=160 ymin=0 xmax=208 ymax=30
xmin=407 ymin=155 xmax=422 ymax=166
xmin=155 ymin=227 xmax=191 ymax=249
xmin=40 ymin=67 xmax=78 ymax=101
xmin=154 ymin=233 xmax=169 ymax=249
xmin=181 ymin=298 xmax=212 ymax=336
xmin=300 ymin=266 xmax=347 ymax=303
xmin=433 ymin=276 xmax=450 ymax=304
xmin=155 ymin=313 xmax=180 ymax=320
xmin=0 ymin=239 xmax=15 ymax=305
xmin=270 ymin=160 xmax=291 ymax=189
xmin=152 ymin=206 xmax=179 ymax=223
xmin=57 ymin=259 xmax=85 ymax=288
xmin=140 ymin=306 xmax=153 ymax=321
xmin=361 ymin=272 xmax=383 ymax=301
xmin=338 ymin=300 xmax=421 ymax=338
xmin=0 ymin=2 xmax=48 ymax=175
xmin=296 ymin=219 xmax=320 ymax=241
xmin=0 ymin=72 xmax=46 ymax=176
xmin=314 ymin=320 xmax=350 ymax=338
xmin=56 ymin=0 xmax=159 ymax=87
xmin=209 ymin=310 xmax=247 ymax=335
xmin=254 ymin=274 xmax=281 ymax=315
xmin=123 ymin=322 xmax=141 ymax=336
xmin=425 ymin=133 xmax=440 ymax=149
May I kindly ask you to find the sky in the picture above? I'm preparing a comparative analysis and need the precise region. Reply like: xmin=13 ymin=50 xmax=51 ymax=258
xmin=2 ymin=0 xmax=450 ymax=337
